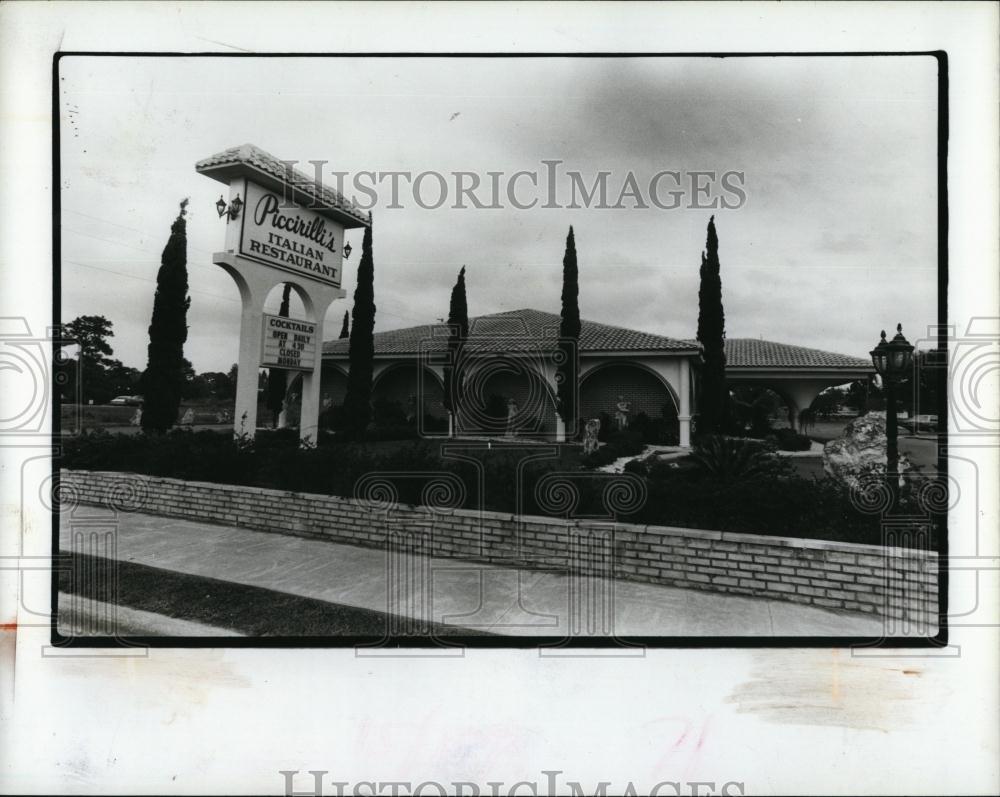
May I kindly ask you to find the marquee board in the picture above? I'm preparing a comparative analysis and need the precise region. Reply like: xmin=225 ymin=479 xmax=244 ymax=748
xmin=260 ymin=313 xmax=318 ymax=371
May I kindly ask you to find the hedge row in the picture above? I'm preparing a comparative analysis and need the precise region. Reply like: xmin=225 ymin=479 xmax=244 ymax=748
xmin=60 ymin=430 xmax=937 ymax=547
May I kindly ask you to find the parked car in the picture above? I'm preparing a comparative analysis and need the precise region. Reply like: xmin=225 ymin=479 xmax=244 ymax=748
xmin=109 ymin=395 xmax=143 ymax=406
xmin=900 ymin=414 xmax=938 ymax=433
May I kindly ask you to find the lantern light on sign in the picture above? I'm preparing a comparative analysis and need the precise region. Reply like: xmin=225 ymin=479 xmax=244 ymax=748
xmin=343 ymin=241 xmax=353 ymax=259
xmin=215 ymin=193 xmax=243 ymax=221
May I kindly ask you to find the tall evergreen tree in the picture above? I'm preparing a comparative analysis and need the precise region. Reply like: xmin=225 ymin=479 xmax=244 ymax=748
xmin=141 ymin=199 xmax=191 ymax=433
xmin=342 ymin=222 xmax=376 ymax=434
xmin=696 ymin=215 xmax=728 ymax=435
xmin=265 ymin=283 xmax=292 ymax=427
xmin=556 ymin=226 xmax=581 ymax=437
xmin=443 ymin=266 xmax=469 ymax=431
xmin=339 ymin=310 xmax=350 ymax=339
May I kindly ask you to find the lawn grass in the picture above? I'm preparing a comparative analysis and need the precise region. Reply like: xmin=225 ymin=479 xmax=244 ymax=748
xmin=59 ymin=550 xmax=497 ymax=637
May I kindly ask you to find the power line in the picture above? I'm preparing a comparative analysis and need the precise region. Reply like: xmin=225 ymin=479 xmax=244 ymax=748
xmin=65 ymin=260 xmax=241 ymax=304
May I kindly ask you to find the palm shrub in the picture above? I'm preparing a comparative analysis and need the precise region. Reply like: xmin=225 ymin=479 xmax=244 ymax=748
xmin=690 ymin=435 xmax=792 ymax=484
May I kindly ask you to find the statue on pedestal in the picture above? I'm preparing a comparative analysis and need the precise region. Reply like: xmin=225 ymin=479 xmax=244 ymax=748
xmin=583 ymin=417 xmax=601 ymax=455
xmin=614 ymin=395 xmax=631 ymax=431
xmin=504 ymin=398 xmax=519 ymax=438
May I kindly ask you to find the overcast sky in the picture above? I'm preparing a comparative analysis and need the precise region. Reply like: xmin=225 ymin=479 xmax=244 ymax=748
xmin=59 ymin=55 xmax=939 ymax=374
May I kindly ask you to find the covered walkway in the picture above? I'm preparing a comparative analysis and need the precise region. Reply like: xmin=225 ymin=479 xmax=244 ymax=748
xmin=725 ymin=338 xmax=874 ymax=431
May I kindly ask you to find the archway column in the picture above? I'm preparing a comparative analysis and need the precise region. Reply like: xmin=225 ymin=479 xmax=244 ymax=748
xmin=214 ymin=251 xmax=345 ymax=444
xmin=678 ymin=358 xmax=692 ymax=447
xmin=298 ymin=293 xmax=339 ymax=444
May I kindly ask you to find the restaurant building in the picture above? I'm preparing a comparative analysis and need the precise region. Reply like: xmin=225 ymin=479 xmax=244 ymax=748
xmin=319 ymin=308 xmax=873 ymax=445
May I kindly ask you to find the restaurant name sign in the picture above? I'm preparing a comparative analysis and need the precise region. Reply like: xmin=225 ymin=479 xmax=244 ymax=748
xmin=260 ymin=313 xmax=318 ymax=371
xmin=239 ymin=180 xmax=343 ymax=288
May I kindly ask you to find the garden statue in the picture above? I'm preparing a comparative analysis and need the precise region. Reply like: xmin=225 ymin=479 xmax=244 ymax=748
xmin=583 ymin=417 xmax=601 ymax=455
xmin=614 ymin=395 xmax=631 ymax=431
xmin=505 ymin=398 xmax=519 ymax=438
xmin=180 ymin=408 xmax=195 ymax=426
xmin=130 ymin=407 xmax=142 ymax=426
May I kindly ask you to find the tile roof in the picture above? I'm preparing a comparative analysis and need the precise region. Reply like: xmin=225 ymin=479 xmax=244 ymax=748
xmin=323 ymin=308 xmax=699 ymax=357
xmin=323 ymin=309 xmax=873 ymax=370
xmin=196 ymin=143 xmax=371 ymax=226
xmin=725 ymin=338 xmax=872 ymax=370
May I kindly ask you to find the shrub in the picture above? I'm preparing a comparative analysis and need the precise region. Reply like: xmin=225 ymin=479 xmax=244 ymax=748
xmin=768 ymin=428 xmax=813 ymax=451
xmin=629 ymin=411 xmax=680 ymax=446
xmin=690 ymin=435 xmax=793 ymax=484
xmin=596 ymin=412 xmax=613 ymax=441
xmin=60 ymin=430 xmax=938 ymax=548
xmin=622 ymin=459 xmax=648 ymax=477
xmin=581 ymin=428 xmax=646 ymax=467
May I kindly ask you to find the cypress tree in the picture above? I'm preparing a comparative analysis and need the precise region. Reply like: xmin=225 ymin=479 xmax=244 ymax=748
xmin=339 ymin=310 xmax=350 ymax=339
xmin=343 ymin=221 xmax=376 ymax=434
xmin=141 ymin=199 xmax=191 ymax=433
xmin=443 ymin=266 xmax=469 ymax=429
xmin=556 ymin=226 xmax=581 ymax=437
xmin=265 ymin=283 xmax=292 ymax=427
xmin=696 ymin=215 xmax=728 ymax=435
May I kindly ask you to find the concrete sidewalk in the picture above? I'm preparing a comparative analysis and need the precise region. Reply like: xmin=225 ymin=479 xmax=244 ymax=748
xmin=60 ymin=508 xmax=885 ymax=638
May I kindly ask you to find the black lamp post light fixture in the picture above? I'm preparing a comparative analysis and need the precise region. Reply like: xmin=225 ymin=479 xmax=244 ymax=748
xmin=215 ymin=193 xmax=244 ymax=221
xmin=342 ymin=241 xmax=353 ymax=259
xmin=870 ymin=323 xmax=915 ymax=509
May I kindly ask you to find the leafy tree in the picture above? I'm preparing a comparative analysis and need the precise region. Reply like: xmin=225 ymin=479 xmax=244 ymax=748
xmin=266 ymin=284 xmax=292 ymax=427
xmin=729 ymin=386 xmax=780 ymax=437
xmin=106 ymin=360 xmax=142 ymax=396
xmin=197 ymin=371 xmax=235 ymax=400
xmin=908 ymin=348 xmax=945 ymax=417
xmin=556 ymin=226 xmax=581 ymax=437
xmin=342 ymin=222 xmax=376 ymax=434
xmin=810 ymin=386 xmax=846 ymax=418
xmin=178 ymin=357 xmax=200 ymax=399
xmin=58 ymin=315 xmax=114 ymax=362
xmin=56 ymin=315 xmax=117 ymax=403
xmin=696 ymin=215 xmax=728 ymax=435
xmin=141 ymin=199 xmax=191 ymax=433
xmin=845 ymin=378 xmax=882 ymax=413
xmin=443 ymin=266 xmax=469 ymax=430
xmin=339 ymin=310 xmax=350 ymax=339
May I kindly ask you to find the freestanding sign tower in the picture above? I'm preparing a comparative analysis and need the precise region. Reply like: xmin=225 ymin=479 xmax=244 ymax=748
xmin=196 ymin=144 xmax=371 ymax=443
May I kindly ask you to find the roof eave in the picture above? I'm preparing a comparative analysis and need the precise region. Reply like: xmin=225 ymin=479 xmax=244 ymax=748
xmin=196 ymin=160 xmax=370 ymax=229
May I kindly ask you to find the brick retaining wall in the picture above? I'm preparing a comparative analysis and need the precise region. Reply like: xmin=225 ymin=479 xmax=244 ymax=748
xmin=61 ymin=469 xmax=938 ymax=621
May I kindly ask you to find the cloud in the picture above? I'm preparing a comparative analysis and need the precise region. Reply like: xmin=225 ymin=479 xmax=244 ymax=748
xmin=59 ymin=55 xmax=938 ymax=372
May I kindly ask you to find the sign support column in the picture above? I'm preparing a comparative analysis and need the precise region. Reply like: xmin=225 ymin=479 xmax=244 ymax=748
xmin=235 ymin=291 xmax=267 ymax=439
xmin=197 ymin=143 xmax=369 ymax=444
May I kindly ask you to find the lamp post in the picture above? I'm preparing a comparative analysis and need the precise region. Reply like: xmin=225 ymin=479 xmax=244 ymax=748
xmin=870 ymin=323 xmax=915 ymax=510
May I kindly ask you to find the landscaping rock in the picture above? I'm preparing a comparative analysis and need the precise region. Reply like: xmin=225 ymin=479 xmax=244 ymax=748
xmin=822 ymin=411 xmax=910 ymax=487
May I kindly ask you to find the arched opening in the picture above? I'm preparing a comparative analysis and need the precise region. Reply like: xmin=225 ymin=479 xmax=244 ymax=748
xmin=370 ymin=363 xmax=447 ymax=428
xmin=458 ymin=357 xmax=557 ymax=438
xmin=579 ymin=362 xmax=679 ymax=442
xmin=727 ymin=385 xmax=790 ymax=436
xmin=260 ymin=281 xmax=314 ymax=429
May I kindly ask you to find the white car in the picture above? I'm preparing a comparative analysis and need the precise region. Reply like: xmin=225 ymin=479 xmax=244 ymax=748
xmin=109 ymin=395 xmax=143 ymax=406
